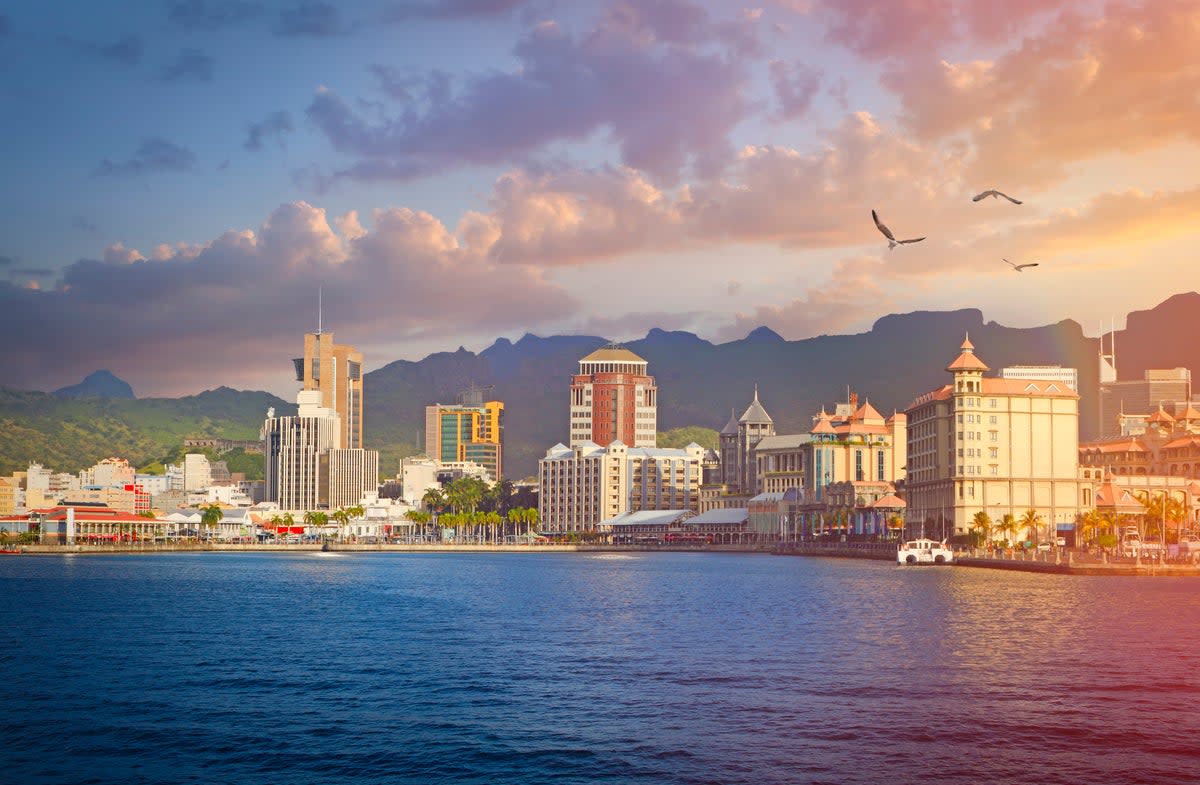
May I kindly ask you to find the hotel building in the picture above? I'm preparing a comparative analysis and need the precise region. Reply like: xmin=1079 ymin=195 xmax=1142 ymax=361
xmin=569 ymin=346 xmax=657 ymax=449
xmin=904 ymin=337 xmax=1085 ymax=538
xmin=539 ymin=441 xmax=704 ymax=533
xmin=294 ymin=331 xmax=364 ymax=449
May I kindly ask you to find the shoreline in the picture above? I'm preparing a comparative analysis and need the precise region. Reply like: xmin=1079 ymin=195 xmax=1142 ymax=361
xmin=8 ymin=543 xmax=1200 ymax=574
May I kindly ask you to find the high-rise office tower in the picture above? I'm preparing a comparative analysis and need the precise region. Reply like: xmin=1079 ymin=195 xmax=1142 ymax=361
xmin=293 ymin=331 xmax=363 ymax=450
xmin=424 ymin=387 xmax=504 ymax=481
xmin=569 ymin=345 xmax=657 ymax=448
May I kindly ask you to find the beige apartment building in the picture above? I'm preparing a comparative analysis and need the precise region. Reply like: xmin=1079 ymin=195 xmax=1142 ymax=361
xmin=905 ymin=337 xmax=1085 ymax=539
xmin=539 ymin=441 xmax=704 ymax=533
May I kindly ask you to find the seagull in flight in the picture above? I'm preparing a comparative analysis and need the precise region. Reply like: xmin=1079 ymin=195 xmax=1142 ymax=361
xmin=1003 ymin=258 xmax=1039 ymax=272
xmin=871 ymin=209 xmax=925 ymax=250
xmin=972 ymin=189 xmax=1022 ymax=204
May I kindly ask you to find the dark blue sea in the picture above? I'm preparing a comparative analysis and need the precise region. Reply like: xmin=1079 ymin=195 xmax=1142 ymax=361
xmin=3 ymin=552 xmax=1200 ymax=784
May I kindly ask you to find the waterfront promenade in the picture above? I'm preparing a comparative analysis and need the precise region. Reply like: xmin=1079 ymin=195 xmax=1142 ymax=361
xmin=10 ymin=540 xmax=1200 ymax=575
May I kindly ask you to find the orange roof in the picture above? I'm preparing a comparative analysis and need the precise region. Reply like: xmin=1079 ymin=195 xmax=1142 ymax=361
xmin=1148 ymin=407 xmax=1176 ymax=423
xmin=1176 ymin=404 xmax=1200 ymax=420
xmin=1163 ymin=434 xmax=1200 ymax=449
xmin=1081 ymin=438 xmax=1149 ymax=453
xmin=946 ymin=350 xmax=990 ymax=372
xmin=834 ymin=423 xmax=891 ymax=436
xmin=852 ymin=400 xmax=885 ymax=422
xmin=811 ymin=415 xmax=835 ymax=435
xmin=871 ymin=493 xmax=906 ymax=509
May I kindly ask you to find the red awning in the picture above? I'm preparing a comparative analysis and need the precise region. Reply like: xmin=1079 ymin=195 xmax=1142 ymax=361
xmin=289 ymin=526 xmax=304 ymax=534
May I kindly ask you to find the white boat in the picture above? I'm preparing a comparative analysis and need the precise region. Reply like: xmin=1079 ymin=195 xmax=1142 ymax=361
xmin=897 ymin=538 xmax=954 ymax=565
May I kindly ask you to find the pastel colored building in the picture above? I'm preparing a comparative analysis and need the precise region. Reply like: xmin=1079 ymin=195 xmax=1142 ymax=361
xmin=904 ymin=337 xmax=1086 ymax=539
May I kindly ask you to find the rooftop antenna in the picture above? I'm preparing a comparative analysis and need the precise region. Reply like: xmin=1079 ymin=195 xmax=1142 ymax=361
xmin=317 ymin=286 xmax=323 ymax=335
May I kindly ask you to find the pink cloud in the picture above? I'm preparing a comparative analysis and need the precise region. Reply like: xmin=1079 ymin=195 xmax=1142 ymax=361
xmin=1 ymin=201 xmax=576 ymax=395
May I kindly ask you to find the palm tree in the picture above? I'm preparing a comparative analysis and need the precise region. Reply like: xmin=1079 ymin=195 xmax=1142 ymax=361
xmin=994 ymin=514 xmax=1019 ymax=548
xmin=330 ymin=508 xmax=350 ymax=541
xmin=1077 ymin=509 xmax=1102 ymax=548
xmin=200 ymin=503 xmax=223 ymax=540
xmin=1019 ymin=508 xmax=1044 ymax=545
xmin=422 ymin=487 xmax=446 ymax=514
xmin=404 ymin=510 xmax=430 ymax=541
xmin=969 ymin=511 xmax=992 ymax=548
xmin=303 ymin=510 xmax=329 ymax=539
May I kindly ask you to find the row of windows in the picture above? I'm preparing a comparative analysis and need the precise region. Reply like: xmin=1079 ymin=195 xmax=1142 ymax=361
xmin=959 ymin=413 xmax=999 ymax=425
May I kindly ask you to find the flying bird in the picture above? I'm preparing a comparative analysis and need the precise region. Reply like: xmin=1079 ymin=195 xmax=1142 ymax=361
xmin=1003 ymin=258 xmax=1039 ymax=272
xmin=871 ymin=209 xmax=925 ymax=249
xmin=972 ymin=189 xmax=1022 ymax=204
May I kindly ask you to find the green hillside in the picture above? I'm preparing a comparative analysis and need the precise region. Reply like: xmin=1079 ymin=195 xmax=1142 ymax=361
xmin=0 ymin=386 xmax=291 ymax=476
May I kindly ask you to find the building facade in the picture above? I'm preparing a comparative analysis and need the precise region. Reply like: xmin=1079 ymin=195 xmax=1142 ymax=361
xmin=262 ymin=391 xmax=340 ymax=511
xmin=539 ymin=441 xmax=704 ymax=532
xmin=1099 ymin=368 xmax=1192 ymax=439
xmin=322 ymin=448 xmax=380 ymax=511
xmin=905 ymin=337 xmax=1085 ymax=538
xmin=1000 ymin=365 xmax=1079 ymax=392
xmin=424 ymin=398 xmax=504 ymax=481
xmin=294 ymin=331 xmax=364 ymax=449
xmin=568 ymin=346 xmax=657 ymax=449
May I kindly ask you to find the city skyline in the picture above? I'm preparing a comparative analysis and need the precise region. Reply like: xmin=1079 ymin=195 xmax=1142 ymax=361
xmin=2 ymin=1 xmax=1198 ymax=397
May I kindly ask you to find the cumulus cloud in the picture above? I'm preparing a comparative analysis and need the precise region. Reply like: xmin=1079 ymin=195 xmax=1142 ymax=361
xmin=0 ymin=201 xmax=577 ymax=394
xmin=307 ymin=2 xmax=753 ymax=183
xmin=167 ymin=0 xmax=263 ymax=30
xmin=94 ymin=138 xmax=197 ymax=176
xmin=160 ymin=48 xmax=215 ymax=82
xmin=244 ymin=110 xmax=294 ymax=150
xmin=885 ymin=2 xmax=1200 ymax=189
xmin=276 ymin=1 xmax=343 ymax=36
xmin=462 ymin=111 xmax=960 ymax=266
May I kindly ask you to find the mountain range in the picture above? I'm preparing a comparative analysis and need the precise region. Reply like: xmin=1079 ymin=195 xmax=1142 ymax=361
xmin=3 ymin=292 xmax=1198 ymax=479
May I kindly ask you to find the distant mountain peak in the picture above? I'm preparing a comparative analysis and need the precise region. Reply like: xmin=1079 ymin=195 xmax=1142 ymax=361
xmin=743 ymin=326 xmax=785 ymax=343
xmin=53 ymin=370 xmax=135 ymax=399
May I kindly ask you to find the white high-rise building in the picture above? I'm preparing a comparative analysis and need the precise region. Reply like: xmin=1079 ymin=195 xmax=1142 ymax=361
xmin=182 ymin=454 xmax=213 ymax=492
xmin=262 ymin=391 xmax=380 ymax=512
xmin=262 ymin=391 xmax=341 ymax=512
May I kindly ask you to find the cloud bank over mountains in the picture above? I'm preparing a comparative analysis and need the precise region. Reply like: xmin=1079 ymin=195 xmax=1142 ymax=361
xmin=3 ymin=0 xmax=1200 ymax=395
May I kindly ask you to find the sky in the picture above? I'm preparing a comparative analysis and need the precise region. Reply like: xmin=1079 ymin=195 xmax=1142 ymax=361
xmin=2 ymin=0 xmax=1198 ymax=398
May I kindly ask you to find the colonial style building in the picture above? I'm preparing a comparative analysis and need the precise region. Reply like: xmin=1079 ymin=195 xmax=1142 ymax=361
xmin=569 ymin=346 xmax=657 ymax=448
xmin=905 ymin=337 xmax=1086 ymax=538
xmin=539 ymin=441 xmax=704 ymax=532
xmin=1080 ymin=403 xmax=1200 ymax=479
xmin=703 ymin=389 xmax=776 ymax=511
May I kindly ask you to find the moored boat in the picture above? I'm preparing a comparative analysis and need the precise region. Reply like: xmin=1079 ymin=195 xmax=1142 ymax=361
xmin=897 ymin=538 xmax=953 ymax=565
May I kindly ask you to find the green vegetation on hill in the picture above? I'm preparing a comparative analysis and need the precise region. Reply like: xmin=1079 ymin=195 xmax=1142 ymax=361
xmin=0 ymin=387 xmax=289 ymax=476
xmin=657 ymin=426 xmax=718 ymax=451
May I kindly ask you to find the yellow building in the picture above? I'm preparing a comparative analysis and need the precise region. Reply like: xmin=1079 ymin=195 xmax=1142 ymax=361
xmin=0 ymin=477 xmax=14 ymax=516
xmin=294 ymin=331 xmax=363 ymax=449
xmin=905 ymin=337 xmax=1085 ymax=539
xmin=424 ymin=399 xmax=504 ymax=481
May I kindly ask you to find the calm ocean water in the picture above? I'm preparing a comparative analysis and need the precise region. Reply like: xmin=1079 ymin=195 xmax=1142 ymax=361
xmin=3 ymin=552 xmax=1200 ymax=784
